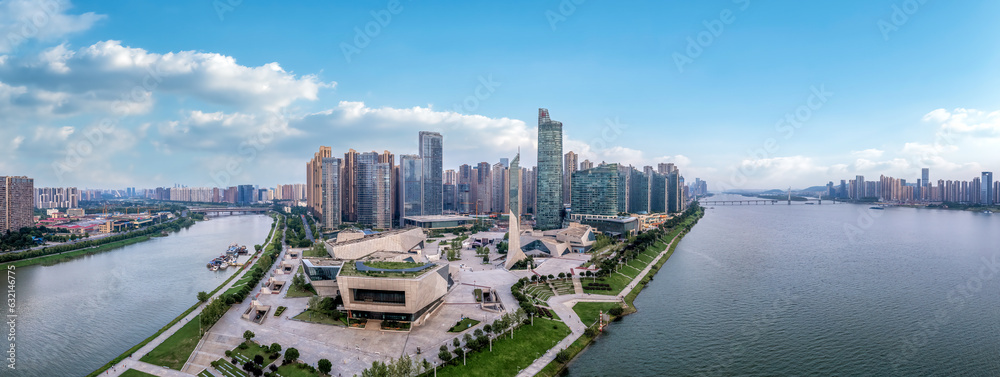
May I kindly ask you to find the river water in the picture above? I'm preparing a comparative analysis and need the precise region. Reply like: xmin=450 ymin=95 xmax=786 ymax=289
xmin=568 ymin=195 xmax=1000 ymax=376
xmin=11 ymin=214 xmax=273 ymax=377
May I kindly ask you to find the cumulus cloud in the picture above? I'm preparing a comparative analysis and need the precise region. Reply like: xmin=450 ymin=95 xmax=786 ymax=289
xmin=0 ymin=40 xmax=333 ymax=114
xmin=851 ymin=148 xmax=884 ymax=159
xmin=0 ymin=0 xmax=105 ymax=53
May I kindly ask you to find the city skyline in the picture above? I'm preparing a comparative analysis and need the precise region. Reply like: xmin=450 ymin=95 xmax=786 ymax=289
xmin=3 ymin=1 xmax=1000 ymax=190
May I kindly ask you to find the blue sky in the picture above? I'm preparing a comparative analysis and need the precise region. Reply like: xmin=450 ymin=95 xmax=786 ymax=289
xmin=2 ymin=0 xmax=999 ymax=190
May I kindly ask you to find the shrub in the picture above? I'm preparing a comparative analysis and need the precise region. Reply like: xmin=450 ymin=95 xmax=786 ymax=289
xmin=555 ymin=349 xmax=572 ymax=363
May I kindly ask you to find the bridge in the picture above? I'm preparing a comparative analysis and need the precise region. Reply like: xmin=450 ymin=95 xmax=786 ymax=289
xmin=701 ymin=199 xmax=840 ymax=206
xmin=189 ymin=207 xmax=269 ymax=215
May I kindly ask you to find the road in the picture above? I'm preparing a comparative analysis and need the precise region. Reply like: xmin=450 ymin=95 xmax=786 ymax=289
xmin=300 ymin=214 xmax=315 ymax=242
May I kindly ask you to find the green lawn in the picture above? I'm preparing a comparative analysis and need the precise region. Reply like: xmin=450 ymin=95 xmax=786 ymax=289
xmin=211 ymin=359 xmax=248 ymax=377
xmin=231 ymin=341 xmax=278 ymax=366
xmin=581 ymin=272 xmax=631 ymax=295
xmin=448 ymin=318 xmax=481 ymax=332
xmin=139 ymin=315 xmax=202 ymax=370
xmin=572 ymin=302 xmax=622 ymax=327
xmin=196 ymin=369 xmax=216 ymax=377
xmin=436 ymin=318 xmax=571 ymax=377
xmin=293 ymin=309 xmax=346 ymax=326
xmin=285 ymin=284 xmax=317 ymax=298
xmin=302 ymin=244 xmax=328 ymax=258
xmin=275 ymin=362 xmax=321 ymax=377
xmin=120 ymin=369 xmax=157 ymax=377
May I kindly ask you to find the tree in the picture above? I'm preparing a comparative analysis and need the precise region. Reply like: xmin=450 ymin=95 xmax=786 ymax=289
xmin=308 ymin=296 xmax=320 ymax=311
xmin=254 ymin=244 xmax=263 ymax=252
xmin=463 ymin=333 xmax=474 ymax=348
xmin=318 ymin=359 xmax=332 ymax=375
xmin=558 ymin=272 xmax=565 ymax=279
xmin=484 ymin=324 xmax=492 ymax=334
xmin=197 ymin=291 xmax=210 ymax=302
xmin=438 ymin=345 xmax=453 ymax=363
xmin=555 ymin=349 xmax=572 ymax=363
xmin=254 ymin=354 xmax=264 ymax=365
xmin=243 ymin=330 xmax=255 ymax=342
xmin=269 ymin=343 xmax=281 ymax=354
xmin=284 ymin=348 xmax=299 ymax=363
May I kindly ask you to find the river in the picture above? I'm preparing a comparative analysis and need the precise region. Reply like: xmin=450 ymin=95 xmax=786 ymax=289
xmin=11 ymin=214 xmax=273 ymax=377
xmin=568 ymin=195 xmax=1000 ymax=376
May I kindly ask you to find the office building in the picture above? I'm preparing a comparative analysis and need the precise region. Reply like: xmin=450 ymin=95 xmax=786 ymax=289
xmin=509 ymin=152 xmax=522 ymax=217
xmin=321 ymin=157 xmax=342 ymax=228
xmin=983 ymin=172 xmax=994 ymax=206
xmin=536 ymin=108 xmax=563 ymax=230
xmin=307 ymin=147 xmax=332 ymax=218
xmin=492 ymin=162 xmax=507 ymax=213
xmin=1 ymin=176 xmax=34 ymax=232
xmin=564 ymin=151 xmax=578 ymax=205
xmin=356 ymin=152 xmax=394 ymax=229
xmin=419 ymin=131 xmax=443 ymax=215
xmin=399 ymin=155 xmax=423 ymax=226
xmin=571 ymin=163 xmax=619 ymax=216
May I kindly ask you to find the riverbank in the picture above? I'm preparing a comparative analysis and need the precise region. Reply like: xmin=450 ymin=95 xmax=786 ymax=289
xmin=0 ymin=217 xmax=196 ymax=268
xmin=535 ymin=207 xmax=704 ymax=377
xmin=85 ymin=213 xmax=280 ymax=377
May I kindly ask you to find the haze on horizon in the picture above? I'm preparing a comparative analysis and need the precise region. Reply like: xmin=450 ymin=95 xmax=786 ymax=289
xmin=2 ymin=0 xmax=999 ymax=190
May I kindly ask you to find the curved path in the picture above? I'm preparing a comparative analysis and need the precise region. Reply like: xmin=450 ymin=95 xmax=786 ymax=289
xmin=517 ymin=231 xmax=684 ymax=377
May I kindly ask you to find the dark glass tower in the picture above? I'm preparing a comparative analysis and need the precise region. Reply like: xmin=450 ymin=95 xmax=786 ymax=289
xmin=536 ymin=108 xmax=563 ymax=229
xmin=419 ymin=131 xmax=443 ymax=215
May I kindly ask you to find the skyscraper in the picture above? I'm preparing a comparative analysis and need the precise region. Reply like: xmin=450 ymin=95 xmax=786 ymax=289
xmin=419 ymin=131 xmax=443 ymax=215
xmin=536 ymin=108 xmax=563 ymax=230
xmin=571 ymin=163 xmax=619 ymax=216
xmin=399 ymin=155 xmax=423 ymax=226
xmin=476 ymin=162 xmax=492 ymax=214
xmin=564 ymin=151 xmax=578 ymax=205
xmin=0 ymin=176 xmax=33 ymax=232
xmin=509 ymin=152 xmax=522 ymax=217
xmin=356 ymin=152 xmax=393 ymax=229
xmin=667 ymin=171 xmax=682 ymax=213
xmin=982 ymin=172 xmax=993 ymax=206
xmin=580 ymin=159 xmax=594 ymax=170
xmin=321 ymin=157 xmax=342 ymax=228
xmin=492 ymin=162 xmax=507 ymax=213
xmin=306 ymin=146 xmax=332 ymax=218
xmin=342 ymin=149 xmax=359 ymax=222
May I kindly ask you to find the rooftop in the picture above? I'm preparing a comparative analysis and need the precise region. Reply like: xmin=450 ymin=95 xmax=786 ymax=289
xmin=404 ymin=215 xmax=475 ymax=222
xmin=337 ymin=260 xmax=442 ymax=279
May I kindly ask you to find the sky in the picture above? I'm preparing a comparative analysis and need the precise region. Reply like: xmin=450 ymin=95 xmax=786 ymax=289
xmin=2 ymin=0 xmax=1000 ymax=190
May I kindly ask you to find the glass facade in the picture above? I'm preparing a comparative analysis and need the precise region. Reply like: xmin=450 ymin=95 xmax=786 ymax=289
xmin=419 ymin=131 xmax=443 ymax=215
xmin=509 ymin=153 xmax=521 ymax=217
xmin=571 ymin=163 xmax=619 ymax=216
xmin=321 ymin=157 xmax=341 ymax=228
xmin=400 ymin=155 xmax=423 ymax=226
xmin=536 ymin=109 xmax=563 ymax=230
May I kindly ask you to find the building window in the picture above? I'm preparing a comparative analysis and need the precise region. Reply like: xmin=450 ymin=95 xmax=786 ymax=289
xmin=353 ymin=289 xmax=406 ymax=305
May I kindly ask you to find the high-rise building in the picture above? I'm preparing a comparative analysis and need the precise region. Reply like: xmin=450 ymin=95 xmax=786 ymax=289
xmin=419 ymin=131 xmax=443 ymax=215
xmin=321 ymin=157 xmax=342 ymax=228
xmin=649 ymin=171 xmax=667 ymax=213
xmin=536 ymin=108 xmax=564 ymax=230
xmin=1 ymin=176 xmax=33 ymax=232
xmin=571 ymin=164 xmax=619 ymax=216
xmin=564 ymin=151 xmax=578 ymax=205
xmin=627 ymin=167 xmax=648 ymax=213
xmin=342 ymin=149 xmax=359 ymax=222
xmin=444 ymin=169 xmax=457 ymax=185
xmin=34 ymin=187 xmax=79 ymax=209
xmin=982 ymin=172 xmax=994 ymax=206
xmin=492 ymin=162 xmax=507 ymax=213
xmin=399 ymin=155 xmax=423 ymax=226
xmin=306 ymin=146 xmax=332 ymax=218
xmin=922 ymin=168 xmax=930 ymax=189
xmin=580 ymin=159 xmax=594 ymax=170
xmin=476 ymin=162 xmax=492 ymax=214
xmin=509 ymin=153 xmax=522 ymax=217
xmin=356 ymin=152 xmax=393 ymax=229
xmin=667 ymin=171 xmax=682 ymax=213
xmin=458 ymin=164 xmax=473 ymax=213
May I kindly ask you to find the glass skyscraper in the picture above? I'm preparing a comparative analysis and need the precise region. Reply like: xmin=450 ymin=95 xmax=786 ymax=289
xmin=982 ymin=172 xmax=993 ymax=206
xmin=321 ymin=157 xmax=341 ymax=228
xmin=509 ymin=152 xmax=521 ymax=217
xmin=536 ymin=108 xmax=563 ymax=230
xmin=419 ymin=131 xmax=443 ymax=215
xmin=399 ymin=154 xmax=423 ymax=226
xmin=571 ymin=163 xmax=619 ymax=216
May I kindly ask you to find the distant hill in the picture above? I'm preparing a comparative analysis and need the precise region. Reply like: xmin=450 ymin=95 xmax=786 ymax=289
xmin=799 ymin=186 xmax=828 ymax=193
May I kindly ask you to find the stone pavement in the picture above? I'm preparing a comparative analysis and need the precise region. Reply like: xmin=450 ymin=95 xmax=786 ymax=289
xmin=106 ymin=360 xmax=193 ymax=377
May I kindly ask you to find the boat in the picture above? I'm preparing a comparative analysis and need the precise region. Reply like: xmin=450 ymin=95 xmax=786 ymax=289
xmin=211 ymin=266 xmax=219 ymax=271
xmin=870 ymin=206 xmax=885 ymax=210
xmin=984 ymin=210 xmax=993 ymax=214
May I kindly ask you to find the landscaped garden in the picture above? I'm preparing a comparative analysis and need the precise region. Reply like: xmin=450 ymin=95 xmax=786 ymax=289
xmin=435 ymin=317 xmax=570 ymax=377
xmin=448 ymin=318 xmax=481 ymax=332
xmin=120 ymin=369 xmax=157 ymax=377
xmin=572 ymin=301 xmax=623 ymax=326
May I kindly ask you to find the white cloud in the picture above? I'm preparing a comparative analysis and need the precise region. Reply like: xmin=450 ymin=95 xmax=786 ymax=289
xmin=851 ymin=148 xmax=884 ymax=159
xmin=0 ymin=0 xmax=105 ymax=53
xmin=0 ymin=40 xmax=333 ymax=114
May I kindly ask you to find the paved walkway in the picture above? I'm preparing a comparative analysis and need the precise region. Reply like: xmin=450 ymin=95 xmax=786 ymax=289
xmin=516 ymin=231 xmax=684 ymax=377
xmin=104 ymin=360 xmax=192 ymax=377
xmin=100 ymin=217 xmax=284 ymax=377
